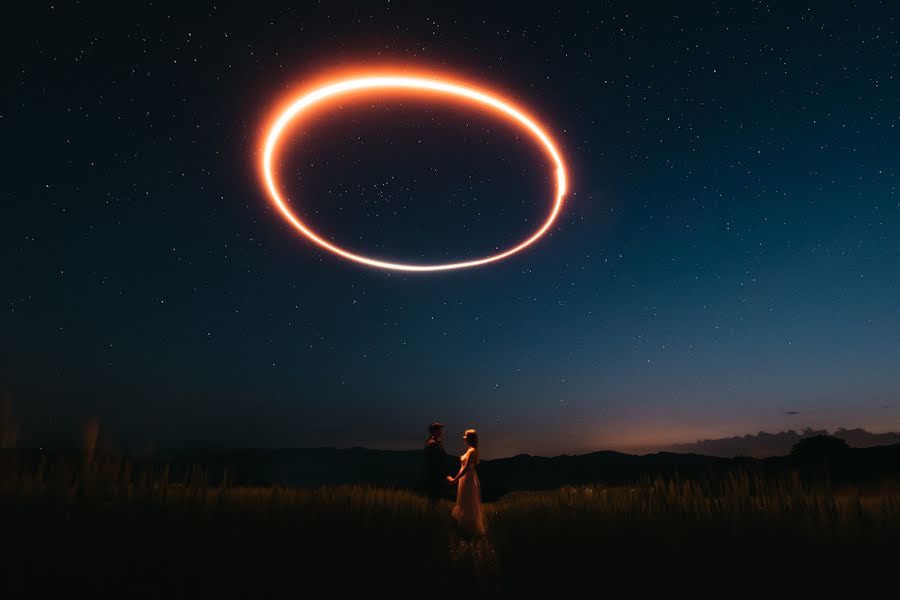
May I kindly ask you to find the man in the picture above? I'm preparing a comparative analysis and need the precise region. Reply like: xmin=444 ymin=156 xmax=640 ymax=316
xmin=423 ymin=421 xmax=449 ymax=506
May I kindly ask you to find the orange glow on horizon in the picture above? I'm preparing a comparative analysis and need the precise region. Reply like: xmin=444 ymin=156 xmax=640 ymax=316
xmin=259 ymin=74 xmax=569 ymax=272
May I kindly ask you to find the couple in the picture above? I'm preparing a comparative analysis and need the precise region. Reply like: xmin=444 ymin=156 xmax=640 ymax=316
xmin=424 ymin=422 xmax=485 ymax=537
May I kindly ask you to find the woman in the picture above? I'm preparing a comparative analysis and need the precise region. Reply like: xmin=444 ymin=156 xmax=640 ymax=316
xmin=447 ymin=429 xmax=485 ymax=537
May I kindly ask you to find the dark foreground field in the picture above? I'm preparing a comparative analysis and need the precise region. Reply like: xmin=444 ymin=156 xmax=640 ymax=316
xmin=3 ymin=454 xmax=900 ymax=599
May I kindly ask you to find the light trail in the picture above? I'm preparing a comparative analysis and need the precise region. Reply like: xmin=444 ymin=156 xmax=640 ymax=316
xmin=260 ymin=74 xmax=569 ymax=272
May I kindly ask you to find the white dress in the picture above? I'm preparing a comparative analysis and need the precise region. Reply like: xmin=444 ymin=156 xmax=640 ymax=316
xmin=451 ymin=448 xmax=485 ymax=536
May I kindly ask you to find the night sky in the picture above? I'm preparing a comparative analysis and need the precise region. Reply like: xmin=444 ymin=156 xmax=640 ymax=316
xmin=4 ymin=2 xmax=899 ymax=458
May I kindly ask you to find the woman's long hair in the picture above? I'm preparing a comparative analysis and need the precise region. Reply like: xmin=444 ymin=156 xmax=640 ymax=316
xmin=464 ymin=429 xmax=479 ymax=464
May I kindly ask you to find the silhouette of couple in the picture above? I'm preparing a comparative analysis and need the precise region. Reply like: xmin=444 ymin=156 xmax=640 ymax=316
xmin=424 ymin=422 xmax=485 ymax=537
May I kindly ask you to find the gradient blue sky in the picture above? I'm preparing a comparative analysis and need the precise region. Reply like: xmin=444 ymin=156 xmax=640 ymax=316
xmin=3 ymin=1 xmax=899 ymax=457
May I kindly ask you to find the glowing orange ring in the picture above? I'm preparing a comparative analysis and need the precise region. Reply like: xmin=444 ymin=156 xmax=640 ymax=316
xmin=261 ymin=75 xmax=568 ymax=272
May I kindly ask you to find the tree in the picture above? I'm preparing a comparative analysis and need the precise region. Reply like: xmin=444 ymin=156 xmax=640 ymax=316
xmin=790 ymin=435 xmax=849 ymax=460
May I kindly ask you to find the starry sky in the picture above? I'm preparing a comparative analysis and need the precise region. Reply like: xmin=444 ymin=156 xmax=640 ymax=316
xmin=3 ymin=2 xmax=899 ymax=458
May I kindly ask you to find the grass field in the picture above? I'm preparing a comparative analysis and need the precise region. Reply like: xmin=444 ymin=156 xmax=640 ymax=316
xmin=3 ymin=452 xmax=899 ymax=598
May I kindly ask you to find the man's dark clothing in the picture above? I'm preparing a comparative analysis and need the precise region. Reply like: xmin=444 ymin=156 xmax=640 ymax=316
xmin=424 ymin=437 xmax=449 ymax=504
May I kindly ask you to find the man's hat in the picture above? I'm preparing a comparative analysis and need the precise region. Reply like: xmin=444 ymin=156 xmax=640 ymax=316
xmin=429 ymin=422 xmax=445 ymax=432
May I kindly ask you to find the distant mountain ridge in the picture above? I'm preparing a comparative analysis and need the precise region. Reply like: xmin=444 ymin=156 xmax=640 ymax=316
xmin=662 ymin=427 xmax=900 ymax=458
xmin=148 ymin=446 xmax=733 ymax=499
xmin=7 ymin=430 xmax=900 ymax=501
xmin=151 ymin=441 xmax=900 ymax=500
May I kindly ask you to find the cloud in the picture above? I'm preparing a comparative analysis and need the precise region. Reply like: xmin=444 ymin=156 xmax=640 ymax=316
xmin=660 ymin=427 xmax=900 ymax=458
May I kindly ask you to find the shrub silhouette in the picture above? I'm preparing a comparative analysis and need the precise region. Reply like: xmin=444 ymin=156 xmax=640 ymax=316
xmin=790 ymin=435 xmax=850 ymax=460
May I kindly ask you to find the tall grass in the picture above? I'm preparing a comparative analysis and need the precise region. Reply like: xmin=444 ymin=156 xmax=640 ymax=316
xmin=2 ymin=452 xmax=899 ymax=598
xmin=1 ymin=451 xmax=457 ymax=596
xmin=487 ymin=473 xmax=900 ymax=598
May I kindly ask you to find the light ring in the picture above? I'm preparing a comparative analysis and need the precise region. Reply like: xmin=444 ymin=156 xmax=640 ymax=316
xmin=261 ymin=75 xmax=568 ymax=272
